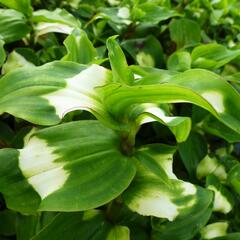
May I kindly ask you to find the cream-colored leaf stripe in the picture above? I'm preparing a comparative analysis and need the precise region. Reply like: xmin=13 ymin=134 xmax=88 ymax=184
xmin=19 ymin=136 xmax=69 ymax=199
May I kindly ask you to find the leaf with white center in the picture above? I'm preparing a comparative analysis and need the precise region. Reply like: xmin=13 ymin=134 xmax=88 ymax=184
xmin=151 ymin=194 xmax=213 ymax=240
xmin=34 ymin=23 xmax=74 ymax=38
xmin=192 ymin=43 xmax=240 ymax=70
xmin=62 ymin=28 xmax=98 ymax=64
xmin=0 ymin=61 xmax=113 ymax=126
xmin=0 ymin=120 xmax=136 ymax=212
xmin=32 ymin=8 xmax=81 ymax=37
xmin=206 ymin=175 xmax=234 ymax=214
xmin=0 ymin=9 xmax=30 ymax=43
xmin=201 ymin=222 xmax=229 ymax=239
xmin=112 ymin=67 xmax=240 ymax=135
xmin=123 ymin=144 xmax=213 ymax=222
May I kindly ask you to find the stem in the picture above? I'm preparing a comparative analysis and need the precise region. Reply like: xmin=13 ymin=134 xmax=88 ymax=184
xmin=120 ymin=124 xmax=138 ymax=156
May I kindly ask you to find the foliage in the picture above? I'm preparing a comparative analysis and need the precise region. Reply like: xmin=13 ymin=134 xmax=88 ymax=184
xmin=0 ymin=0 xmax=240 ymax=239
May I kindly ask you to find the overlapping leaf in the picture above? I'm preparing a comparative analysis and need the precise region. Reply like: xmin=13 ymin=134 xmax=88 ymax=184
xmin=0 ymin=9 xmax=30 ymax=43
xmin=123 ymin=144 xmax=213 ymax=239
xmin=0 ymin=61 xmax=113 ymax=126
xmin=31 ymin=210 xmax=130 ymax=240
xmin=0 ymin=121 xmax=136 ymax=212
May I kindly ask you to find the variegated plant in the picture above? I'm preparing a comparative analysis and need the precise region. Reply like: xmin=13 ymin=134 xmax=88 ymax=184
xmin=1 ymin=1 xmax=240 ymax=239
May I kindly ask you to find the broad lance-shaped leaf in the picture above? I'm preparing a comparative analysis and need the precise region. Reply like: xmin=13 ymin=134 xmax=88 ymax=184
xmin=0 ymin=9 xmax=30 ymax=43
xmin=0 ymin=120 xmax=136 ymax=212
xmin=106 ymin=67 xmax=240 ymax=134
xmin=123 ymin=144 xmax=213 ymax=239
xmin=123 ymin=144 xmax=213 ymax=219
xmin=0 ymin=61 xmax=114 ymax=127
xmin=31 ymin=210 xmax=130 ymax=240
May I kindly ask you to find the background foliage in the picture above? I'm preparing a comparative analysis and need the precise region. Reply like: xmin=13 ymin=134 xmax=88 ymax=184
xmin=0 ymin=0 xmax=240 ymax=239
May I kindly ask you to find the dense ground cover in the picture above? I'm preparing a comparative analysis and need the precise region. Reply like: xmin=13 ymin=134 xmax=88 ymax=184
xmin=0 ymin=0 xmax=240 ymax=239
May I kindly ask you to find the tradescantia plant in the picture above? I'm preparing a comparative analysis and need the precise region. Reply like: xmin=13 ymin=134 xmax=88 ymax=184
xmin=1 ymin=0 xmax=240 ymax=239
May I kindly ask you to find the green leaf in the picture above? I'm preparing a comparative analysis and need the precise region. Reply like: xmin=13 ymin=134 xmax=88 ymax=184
xmin=134 ymin=3 xmax=180 ymax=24
xmin=0 ymin=210 xmax=16 ymax=236
xmin=201 ymin=115 xmax=240 ymax=143
xmin=0 ymin=9 xmax=30 ymax=43
xmin=0 ymin=0 xmax=32 ymax=16
xmin=1 ymin=51 xmax=35 ymax=75
xmin=209 ymin=233 xmax=240 ymax=240
xmin=62 ymin=28 xmax=97 ymax=64
xmin=169 ymin=18 xmax=201 ymax=49
xmin=0 ymin=40 xmax=6 ymax=67
xmin=99 ymin=6 xmax=131 ymax=29
xmin=106 ymin=36 xmax=134 ymax=85
xmin=123 ymin=144 xmax=213 ymax=222
xmin=167 ymin=50 xmax=191 ymax=71
xmin=16 ymin=214 xmax=40 ymax=240
xmin=191 ymin=44 xmax=240 ymax=70
xmin=227 ymin=164 xmax=240 ymax=195
xmin=0 ymin=120 xmax=136 ymax=212
xmin=178 ymin=131 xmax=208 ymax=178
xmin=32 ymin=210 xmax=129 ymax=240
xmin=122 ymin=35 xmax=164 ymax=68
